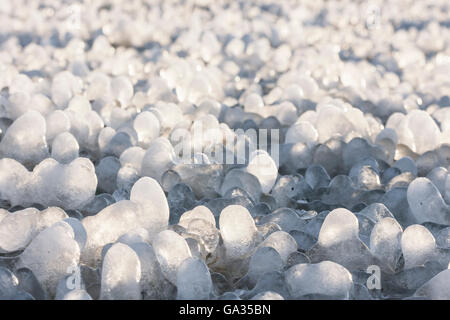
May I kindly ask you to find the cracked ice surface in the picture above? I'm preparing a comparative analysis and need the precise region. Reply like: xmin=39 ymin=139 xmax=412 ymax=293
xmin=0 ymin=0 xmax=449 ymax=300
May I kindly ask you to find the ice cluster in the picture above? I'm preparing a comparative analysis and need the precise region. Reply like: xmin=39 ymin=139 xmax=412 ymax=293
xmin=1 ymin=0 xmax=450 ymax=300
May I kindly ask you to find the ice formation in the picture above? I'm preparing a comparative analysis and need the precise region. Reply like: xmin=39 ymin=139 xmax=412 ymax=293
xmin=0 ymin=0 xmax=449 ymax=301
xmin=100 ymin=243 xmax=141 ymax=300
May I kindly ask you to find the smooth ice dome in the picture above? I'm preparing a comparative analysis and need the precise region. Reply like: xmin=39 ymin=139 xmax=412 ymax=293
xmin=370 ymin=217 xmax=403 ymax=271
xmin=100 ymin=243 xmax=141 ymax=300
xmin=0 ymin=158 xmax=31 ymax=207
xmin=82 ymin=177 xmax=169 ymax=265
xmin=220 ymin=169 xmax=262 ymax=202
xmin=152 ymin=230 xmax=192 ymax=284
xmin=178 ymin=205 xmax=216 ymax=229
xmin=0 ymin=111 xmax=48 ymax=168
xmin=246 ymin=151 xmax=278 ymax=193
xmin=176 ymin=257 xmax=212 ymax=300
xmin=111 ymin=76 xmax=134 ymax=107
xmin=32 ymin=157 xmax=97 ymax=210
xmin=247 ymin=247 xmax=283 ymax=284
xmin=51 ymin=132 xmax=79 ymax=164
xmin=0 ymin=208 xmax=39 ymax=252
xmin=285 ymin=261 xmax=353 ymax=299
xmin=18 ymin=223 xmax=80 ymax=296
xmin=310 ymin=208 xmax=375 ymax=271
xmin=243 ymin=93 xmax=264 ymax=113
xmin=124 ymin=242 xmax=163 ymax=299
xmin=38 ymin=207 xmax=69 ymax=231
xmin=45 ymin=110 xmax=71 ymax=143
xmin=318 ymin=208 xmax=360 ymax=246
xmin=0 ymin=208 xmax=40 ymax=252
xmin=401 ymin=225 xmax=437 ymax=269
xmin=259 ymin=231 xmax=297 ymax=263
xmin=219 ymin=205 xmax=258 ymax=260
xmin=119 ymin=146 xmax=146 ymax=172
xmin=133 ymin=112 xmax=160 ymax=148
xmin=407 ymin=177 xmax=450 ymax=225
xmin=141 ymin=137 xmax=176 ymax=182
xmin=129 ymin=177 xmax=170 ymax=234
xmin=82 ymin=201 xmax=141 ymax=265
xmin=285 ymin=121 xmax=319 ymax=146
xmin=401 ymin=110 xmax=441 ymax=154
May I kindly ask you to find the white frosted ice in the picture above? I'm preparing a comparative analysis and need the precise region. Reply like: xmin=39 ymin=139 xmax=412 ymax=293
xmin=285 ymin=121 xmax=319 ymax=147
xmin=111 ymin=76 xmax=134 ymax=107
xmin=246 ymin=150 xmax=278 ymax=193
xmin=141 ymin=137 xmax=176 ymax=182
xmin=130 ymin=177 xmax=170 ymax=234
xmin=0 ymin=158 xmax=31 ymax=207
xmin=82 ymin=201 xmax=142 ymax=265
xmin=133 ymin=112 xmax=160 ymax=149
xmin=152 ymin=230 xmax=192 ymax=284
xmin=117 ymin=228 xmax=150 ymax=246
xmin=60 ymin=218 xmax=87 ymax=251
xmin=285 ymin=261 xmax=353 ymax=299
xmin=45 ymin=110 xmax=71 ymax=143
xmin=119 ymin=146 xmax=146 ymax=172
xmin=51 ymin=132 xmax=79 ymax=164
xmin=63 ymin=289 xmax=92 ymax=300
xmin=0 ymin=111 xmax=48 ymax=168
xmin=37 ymin=207 xmax=68 ymax=231
xmin=83 ymin=177 xmax=168 ymax=265
xmin=0 ymin=208 xmax=40 ymax=252
xmin=100 ymin=243 xmax=141 ymax=300
xmin=219 ymin=205 xmax=258 ymax=260
xmin=318 ymin=208 xmax=359 ymax=246
xmin=18 ymin=223 xmax=80 ymax=296
xmin=32 ymin=157 xmax=97 ymax=210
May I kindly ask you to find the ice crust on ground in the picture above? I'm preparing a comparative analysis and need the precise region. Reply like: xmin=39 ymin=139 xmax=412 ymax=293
xmin=0 ymin=0 xmax=449 ymax=300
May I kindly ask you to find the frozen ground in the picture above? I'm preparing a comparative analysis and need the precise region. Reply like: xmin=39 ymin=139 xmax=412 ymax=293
xmin=0 ymin=0 xmax=449 ymax=300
